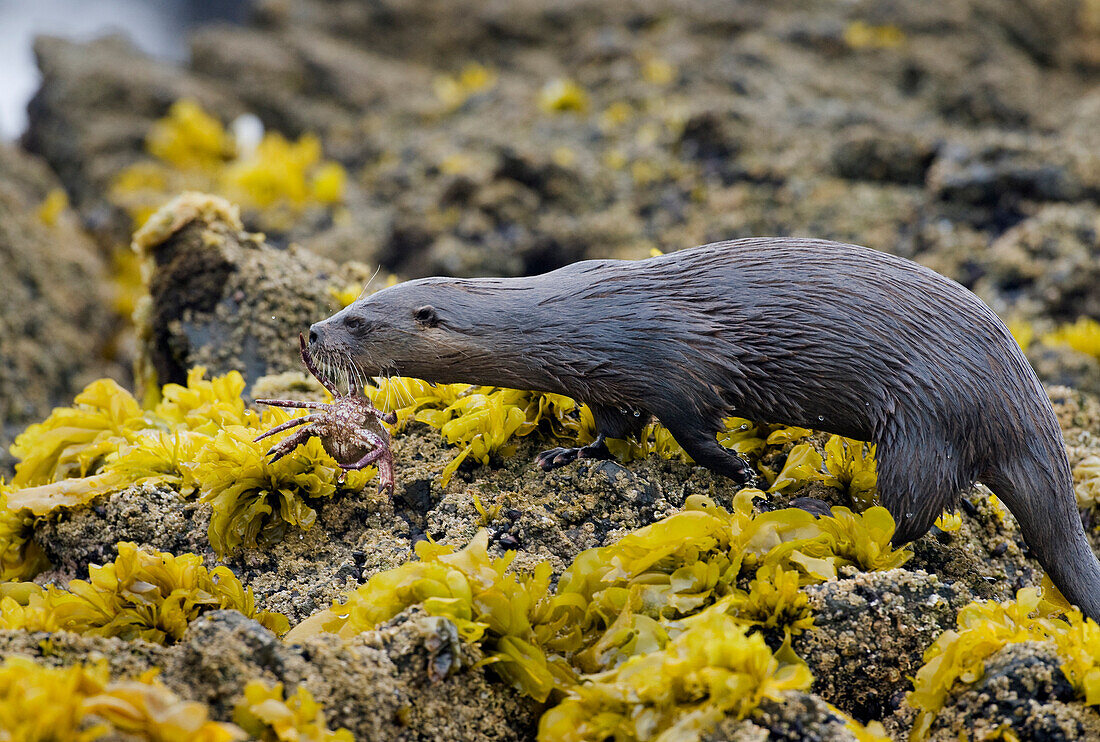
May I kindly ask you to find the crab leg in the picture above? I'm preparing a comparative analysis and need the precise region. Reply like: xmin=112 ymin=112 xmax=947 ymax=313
xmin=253 ymin=413 xmax=321 ymax=442
xmin=374 ymin=410 xmax=398 ymax=425
xmin=255 ymin=399 xmax=330 ymax=410
xmin=298 ymin=332 xmax=342 ymax=398
xmin=342 ymin=431 xmax=394 ymax=494
xmin=263 ymin=426 xmax=317 ymax=463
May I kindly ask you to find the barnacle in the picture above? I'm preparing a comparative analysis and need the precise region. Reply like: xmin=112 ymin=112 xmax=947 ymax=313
xmin=0 ymin=541 xmax=288 ymax=642
xmin=0 ymin=656 xmax=244 ymax=741
xmin=233 ymin=680 xmax=353 ymax=742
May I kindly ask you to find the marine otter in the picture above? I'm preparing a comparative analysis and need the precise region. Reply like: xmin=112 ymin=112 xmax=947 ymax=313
xmin=307 ymin=237 xmax=1100 ymax=619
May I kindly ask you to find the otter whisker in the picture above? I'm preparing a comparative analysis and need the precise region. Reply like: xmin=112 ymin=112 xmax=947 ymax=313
xmin=361 ymin=264 xmax=382 ymax=300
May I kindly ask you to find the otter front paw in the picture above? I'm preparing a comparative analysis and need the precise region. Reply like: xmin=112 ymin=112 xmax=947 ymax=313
xmin=536 ymin=438 xmax=613 ymax=470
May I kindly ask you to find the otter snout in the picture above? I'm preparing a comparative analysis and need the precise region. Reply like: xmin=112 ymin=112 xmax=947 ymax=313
xmin=307 ymin=316 xmax=343 ymax=355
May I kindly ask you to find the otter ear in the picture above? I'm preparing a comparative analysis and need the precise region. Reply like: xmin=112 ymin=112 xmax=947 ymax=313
xmin=413 ymin=305 xmax=439 ymax=328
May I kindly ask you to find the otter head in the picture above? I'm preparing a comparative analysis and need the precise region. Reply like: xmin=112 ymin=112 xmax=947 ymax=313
xmin=307 ymin=277 xmax=509 ymax=390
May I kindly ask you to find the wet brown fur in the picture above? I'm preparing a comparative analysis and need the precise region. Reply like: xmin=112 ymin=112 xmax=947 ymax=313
xmin=310 ymin=238 xmax=1100 ymax=619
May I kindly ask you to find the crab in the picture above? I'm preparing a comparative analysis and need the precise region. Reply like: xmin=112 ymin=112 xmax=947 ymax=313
xmin=254 ymin=333 xmax=398 ymax=494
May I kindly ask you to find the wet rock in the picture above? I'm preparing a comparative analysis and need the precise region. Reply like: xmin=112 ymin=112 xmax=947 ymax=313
xmin=23 ymin=35 xmax=238 ymax=241
xmin=0 ymin=145 xmax=119 ymax=473
xmin=131 ymin=193 xmax=363 ymax=393
xmin=922 ymin=642 xmax=1100 ymax=741
xmin=793 ymin=568 xmax=972 ymax=722
xmin=704 ymin=692 xmax=875 ymax=741
xmin=831 ymin=127 xmax=936 ymax=185
xmin=974 ymin=204 xmax=1100 ymax=323
xmin=677 ymin=111 xmax=745 ymax=179
xmin=927 ymin=142 xmax=1083 ymax=230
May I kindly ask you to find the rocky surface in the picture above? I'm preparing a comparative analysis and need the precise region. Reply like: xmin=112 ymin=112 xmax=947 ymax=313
xmin=0 ymin=145 xmax=122 ymax=471
xmin=2 ymin=0 xmax=1100 ymax=739
xmin=924 ymin=642 xmax=1100 ymax=741
xmin=0 ymin=609 xmax=539 ymax=741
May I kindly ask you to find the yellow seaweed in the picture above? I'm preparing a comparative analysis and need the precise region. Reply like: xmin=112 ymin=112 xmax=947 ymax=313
xmin=0 ymin=656 xmax=244 ymax=741
xmin=234 ymin=680 xmax=354 ymax=742
xmin=0 ymin=542 xmax=288 ymax=642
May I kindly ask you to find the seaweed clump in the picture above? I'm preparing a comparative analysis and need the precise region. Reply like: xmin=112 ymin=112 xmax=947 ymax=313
xmin=0 ymin=480 xmax=49 ymax=582
xmin=0 ymin=541 xmax=287 ymax=642
xmin=233 ymin=680 xmax=354 ymax=742
xmin=907 ymin=586 xmax=1100 ymax=740
xmin=3 ymin=367 xmax=377 ymax=562
xmin=0 ymin=655 xmax=244 ymax=741
xmin=1044 ymin=317 xmax=1100 ymax=361
xmin=1075 ymin=455 xmax=1100 ymax=509
xmin=289 ymin=490 xmax=904 ymax=740
xmin=538 ymin=609 xmax=812 ymax=742
xmin=110 ymin=99 xmax=346 ymax=231
xmin=366 ymin=376 xmax=861 ymax=493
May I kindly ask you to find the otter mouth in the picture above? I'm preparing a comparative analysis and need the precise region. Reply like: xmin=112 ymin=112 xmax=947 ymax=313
xmin=302 ymin=336 xmax=374 ymax=397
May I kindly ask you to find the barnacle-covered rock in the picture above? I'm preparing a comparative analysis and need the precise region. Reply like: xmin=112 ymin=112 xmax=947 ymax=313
xmin=793 ymin=568 xmax=972 ymax=726
xmin=703 ymin=693 xmax=890 ymax=741
xmin=131 ymin=192 xmax=367 ymax=396
xmin=974 ymin=204 xmax=1100 ymax=324
xmin=918 ymin=641 xmax=1099 ymax=741
xmin=0 ymin=145 xmax=119 ymax=471
xmin=170 ymin=609 xmax=539 ymax=741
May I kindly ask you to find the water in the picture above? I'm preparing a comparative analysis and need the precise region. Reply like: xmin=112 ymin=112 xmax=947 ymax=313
xmin=0 ymin=0 xmax=250 ymax=139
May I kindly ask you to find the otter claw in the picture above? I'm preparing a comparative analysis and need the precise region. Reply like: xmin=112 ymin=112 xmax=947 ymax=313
xmin=536 ymin=448 xmax=571 ymax=470
xmin=789 ymin=497 xmax=834 ymax=518
xmin=536 ymin=438 xmax=613 ymax=471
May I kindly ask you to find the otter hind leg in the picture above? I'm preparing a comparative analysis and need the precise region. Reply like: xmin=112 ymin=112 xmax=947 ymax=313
xmin=535 ymin=404 xmax=646 ymax=471
xmin=876 ymin=428 xmax=968 ymax=546
xmin=660 ymin=416 xmax=755 ymax=485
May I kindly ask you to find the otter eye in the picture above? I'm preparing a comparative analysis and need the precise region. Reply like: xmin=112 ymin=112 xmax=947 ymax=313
xmin=414 ymin=305 xmax=439 ymax=327
xmin=344 ymin=316 xmax=365 ymax=332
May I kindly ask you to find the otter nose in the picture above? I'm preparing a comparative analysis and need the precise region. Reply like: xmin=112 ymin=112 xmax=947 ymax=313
xmin=308 ymin=325 xmax=320 ymax=345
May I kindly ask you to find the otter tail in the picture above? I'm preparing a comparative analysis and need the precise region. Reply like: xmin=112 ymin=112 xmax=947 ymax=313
xmin=983 ymin=451 xmax=1100 ymax=621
